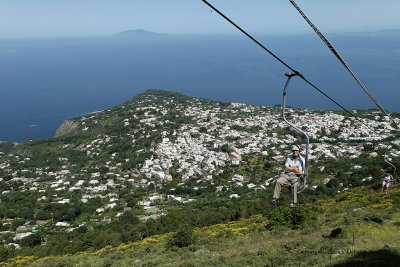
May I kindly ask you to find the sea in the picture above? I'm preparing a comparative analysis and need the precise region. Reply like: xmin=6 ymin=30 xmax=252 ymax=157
xmin=0 ymin=31 xmax=399 ymax=142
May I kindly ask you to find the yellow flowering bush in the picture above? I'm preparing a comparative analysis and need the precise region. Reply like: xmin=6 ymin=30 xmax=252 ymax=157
xmin=198 ymin=215 xmax=268 ymax=238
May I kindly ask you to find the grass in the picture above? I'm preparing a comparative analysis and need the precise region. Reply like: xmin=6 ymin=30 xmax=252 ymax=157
xmin=2 ymin=186 xmax=400 ymax=267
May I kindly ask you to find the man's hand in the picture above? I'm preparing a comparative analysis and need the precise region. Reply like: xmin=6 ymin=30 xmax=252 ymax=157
xmin=293 ymin=168 xmax=302 ymax=174
xmin=285 ymin=166 xmax=302 ymax=174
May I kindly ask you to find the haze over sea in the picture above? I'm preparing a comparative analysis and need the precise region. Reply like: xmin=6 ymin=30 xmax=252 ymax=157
xmin=0 ymin=30 xmax=399 ymax=142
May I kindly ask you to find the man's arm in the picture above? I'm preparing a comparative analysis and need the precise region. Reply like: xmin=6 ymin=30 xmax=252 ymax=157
xmin=285 ymin=156 xmax=303 ymax=174
xmin=285 ymin=165 xmax=302 ymax=174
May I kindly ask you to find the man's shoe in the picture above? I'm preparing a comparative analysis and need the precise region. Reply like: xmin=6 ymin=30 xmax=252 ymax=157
xmin=271 ymin=199 xmax=279 ymax=206
xmin=289 ymin=203 xmax=297 ymax=208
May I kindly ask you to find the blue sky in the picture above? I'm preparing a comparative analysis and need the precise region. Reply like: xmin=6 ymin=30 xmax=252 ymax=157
xmin=0 ymin=0 xmax=399 ymax=38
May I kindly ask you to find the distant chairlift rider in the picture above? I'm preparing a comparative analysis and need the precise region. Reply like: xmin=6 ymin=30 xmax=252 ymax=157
xmin=382 ymin=172 xmax=394 ymax=193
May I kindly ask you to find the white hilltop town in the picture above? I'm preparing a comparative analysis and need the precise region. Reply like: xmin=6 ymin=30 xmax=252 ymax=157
xmin=0 ymin=90 xmax=399 ymax=245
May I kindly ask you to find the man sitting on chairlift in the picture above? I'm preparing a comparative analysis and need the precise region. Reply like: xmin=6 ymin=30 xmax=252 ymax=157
xmin=272 ymin=145 xmax=305 ymax=207
xmin=382 ymin=172 xmax=393 ymax=194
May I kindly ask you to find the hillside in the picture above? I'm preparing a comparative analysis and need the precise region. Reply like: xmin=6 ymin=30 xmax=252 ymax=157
xmin=2 ymin=186 xmax=400 ymax=266
xmin=0 ymin=89 xmax=399 ymax=264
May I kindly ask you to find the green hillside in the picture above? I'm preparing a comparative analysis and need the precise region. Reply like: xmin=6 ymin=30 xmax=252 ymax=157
xmin=2 ymin=186 xmax=400 ymax=266
xmin=0 ymin=89 xmax=399 ymax=265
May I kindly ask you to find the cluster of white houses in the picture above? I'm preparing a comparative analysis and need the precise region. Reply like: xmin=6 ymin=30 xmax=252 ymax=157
xmin=138 ymin=100 xmax=399 ymax=185
xmin=0 ymin=94 xmax=399 ymax=244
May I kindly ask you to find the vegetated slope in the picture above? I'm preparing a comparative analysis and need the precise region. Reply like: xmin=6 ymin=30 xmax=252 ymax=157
xmin=2 ymin=186 xmax=400 ymax=267
xmin=0 ymin=89 xmax=399 ymax=262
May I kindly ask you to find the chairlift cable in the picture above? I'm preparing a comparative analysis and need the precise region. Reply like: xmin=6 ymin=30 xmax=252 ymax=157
xmin=202 ymin=0 xmax=295 ymax=72
xmin=201 ymin=0 xmax=371 ymax=129
xmin=289 ymin=0 xmax=400 ymax=130
xmin=289 ymin=0 xmax=398 ymax=177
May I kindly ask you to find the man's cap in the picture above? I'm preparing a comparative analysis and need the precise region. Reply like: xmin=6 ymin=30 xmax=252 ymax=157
xmin=292 ymin=145 xmax=299 ymax=151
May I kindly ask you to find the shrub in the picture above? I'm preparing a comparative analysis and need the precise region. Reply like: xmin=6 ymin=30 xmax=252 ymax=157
xmin=364 ymin=213 xmax=390 ymax=224
xmin=268 ymin=205 xmax=318 ymax=230
xmin=166 ymin=226 xmax=196 ymax=249
xmin=328 ymin=227 xmax=343 ymax=239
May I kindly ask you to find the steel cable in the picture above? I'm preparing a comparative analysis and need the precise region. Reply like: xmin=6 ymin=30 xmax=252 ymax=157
xmin=289 ymin=0 xmax=400 ymax=130
xmin=202 ymin=0 xmax=372 ymax=129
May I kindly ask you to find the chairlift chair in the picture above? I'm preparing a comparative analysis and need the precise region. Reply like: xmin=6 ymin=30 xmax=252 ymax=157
xmin=282 ymin=72 xmax=310 ymax=192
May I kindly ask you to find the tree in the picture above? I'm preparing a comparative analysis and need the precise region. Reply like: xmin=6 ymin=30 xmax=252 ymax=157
xmin=11 ymin=218 xmax=26 ymax=231
xmin=0 ymin=246 xmax=15 ymax=262
xmin=19 ymin=233 xmax=42 ymax=247
xmin=118 ymin=211 xmax=139 ymax=225
xmin=221 ymin=144 xmax=229 ymax=153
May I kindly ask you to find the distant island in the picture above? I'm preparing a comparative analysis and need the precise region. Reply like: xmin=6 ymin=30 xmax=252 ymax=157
xmin=378 ymin=28 xmax=400 ymax=33
xmin=115 ymin=29 xmax=168 ymax=37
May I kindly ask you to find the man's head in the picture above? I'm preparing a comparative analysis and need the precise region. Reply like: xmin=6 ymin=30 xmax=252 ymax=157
xmin=292 ymin=145 xmax=299 ymax=158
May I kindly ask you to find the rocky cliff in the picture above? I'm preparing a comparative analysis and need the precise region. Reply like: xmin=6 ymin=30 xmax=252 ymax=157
xmin=54 ymin=120 xmax=79 ymax=137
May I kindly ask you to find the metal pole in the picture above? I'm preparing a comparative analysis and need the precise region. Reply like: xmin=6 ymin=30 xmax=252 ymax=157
xmin=282 ymin=72 xmax=310 ymax=189
xmin=384 ymin=152 xmax=396 ymax=183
